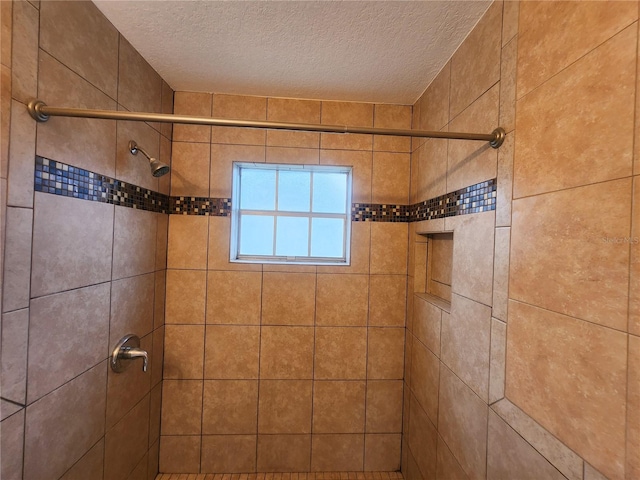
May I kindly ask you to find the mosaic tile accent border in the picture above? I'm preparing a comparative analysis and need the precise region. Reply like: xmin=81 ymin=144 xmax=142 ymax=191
xmin=170 ymin=196 xmax=232 ymax=216
xmin=35 ymin=156 xmax=170 ymax=213
xmin=33 ymin=158 xmax=495 ymax=221
xmin=409 ymin=178 xmax=497 ymax=222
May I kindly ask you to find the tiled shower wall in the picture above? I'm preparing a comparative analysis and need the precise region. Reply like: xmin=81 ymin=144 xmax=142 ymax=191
xmin=160 ymin=95 xmax=410 ymax=473
xmin=0 ymin=2 xmax=173 ymax=479
xmin=403 ymin=2 xmax=639 ymax=480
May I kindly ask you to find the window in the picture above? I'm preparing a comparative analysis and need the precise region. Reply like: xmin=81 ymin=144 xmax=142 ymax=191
xmin=230 ymin=163 xmax=352 ymax=265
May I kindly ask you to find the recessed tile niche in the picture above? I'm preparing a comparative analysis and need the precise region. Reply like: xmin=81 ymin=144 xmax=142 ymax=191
xmin=414 ymin=233 xmax=453 ymax=305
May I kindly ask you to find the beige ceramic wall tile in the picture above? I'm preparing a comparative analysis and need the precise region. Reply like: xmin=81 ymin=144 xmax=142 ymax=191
xmin=28 ymin=283 xmax=109 ymax=403
xmin=31 ymin=193 xmax=113 ymax=297
xmin=260 ymin=326 xmax=314 ymax=379
xmin=39 ymin=1 xmax=118 ymax=99
xmin=410 ymin=340 xmax=439 ymax=426
xmin=407 ymin=393 xmax=437 ymax=480
xmin=170 ymin=141 xmax=211 ymax=197
xmin=1 ymin=65 xmax=10 ymax=179
xmin=164 ymin=269 xmax=206 ymax=324
xmin=365 ymin=380 xmax=403 ymax=433
xmin=1 ymin=1 xmax=12 ymax=68
xmin=448 ymin=210 xmax=495 ymax=306
xmin=436 ymin=435 xmax=469 ymax=480
xmin=7 ymin=99 xmax=35 ymax=208
xmin=488 ymin=318 xmax=506 ymax=404
xmin=173 ymin=91 xmax=212 ymax=143
xmin=118 ymin=37 xmax=161 ymax=114
xmin=267 ymin=98 xmax=321 ymax=148
xmin=492 ymin=227 xmax=510 ymax=321
xmin=158 ymin=135 xmax=172 ymax=195
xmin=517 ymin=1 xmax=637 ymax=98
xmin=370 ymin=222 xmax=408 ymax=275
xmin=103 ymin=395 xmax=149 ymax=480
xmin=449 ymin=1 xmax=502 ymax=118
xmin=202 ymin=380 xmax=258 ymax=434
xmin=404 ymin=331 xmax=413 ymax=387
xmin=442 ymin=293 xmax=492 ymax=401
xmin=154 ymin=272 xmax=166 ymax=330
xmin=510 ymin=179 xmax=631 ymax=331
xmin=317 ymin=221 xmax=370 ymax=275
xmin=212 ymin=94 xmax=266 ymax=146
xmin=414 ymin=138 xmax=448 ymax=203
xmin=311 ymin=434 xmax=364 ymax=472
xmin=371 ymin=152 xmax=410 ymax=204
xmin=115 ymin=120 xmax=160 ymax=192
xmin=163 ymin=325 xmax=204 ymax=379
xmin=161 ymin=380 xmax=203 ymax=435
xmin=155 ymin=213 xmax=168 ymax=271
xmin=262 ymin=272 xmax=316 ymax=325
xmin=210 ymin=143 xmax=265 ymax=198
xmin=506 ymin=300 xmax=627 ymax=479
xmin=430 ymin=233 xmax=453 ymax=286
xmin=150 ymin=327 xmax=164 ymax=387
xmin=312 ymin=380 xmax=366 ymax=433
xmin=37 ymin=51 xmax=117 ymax=176
xmin=59 ymin=439 xmax=104 ymax=480
xmin=315 ymin=327 xmax=367 ymax=380
xmin=514 ymin=26 xmax=635 ymax=199
xmin=413 ymin=295 xmax=442 ymax=356
xmin=320 ymin=149 xmax=372 ymax=203
xmin=206 ymin=271 xmax=262 ymax=325
xmin=257 ymin=434 xmax=312 ymax=472
xmin=109 ymin=273 xmax=155 ymax=347
xmin=627 ymin=335 xmax=640 ymax=479
xmin=369 ymin=275 xmax=406 ymax=327
xmin=201 ymin=435 xmax=257 ymax=473
xmin=499 ymin=37 xmax=517 ymax=135
xmin=316 ymin=274 xmax=369 ymax=326
xmin=447 ymin=85 xmax=499 ymax=194
xmin=1 ymin=409 xmax=24 ymax=480
xmin=160 ymin=81 xmax=174 ymax=140
xmin=490 ymin=398 xmax=583 ymax=480
xmin=364 ymin=434 xmax=401 ymax=471
xmin=266 ymin=146 xmax=319 ymax=165
xmin=367 ymin=327 xmax=404 ymax=380
xmin=1 ymin=309 xmax=28 ymax=404
xmin=204 ymin=325 xmax=260 ymax=379
xmin=112 ymin=206 xmax=157 ymax=280
xmin=320 ymin=101 xmax=374 ymax=150
xmin=158 ymin=436 xmax=201 ymax=473
xmin=2 ymin=206 xmax=31 ymax=312
xmin=404 ymin=444 xmax=424 ymax=480
xmin=149 ymin=382 xmax=162 ymax=444
xmin=495 ymin=132 xmax=514 ymax=228
xmin=11 ymin=0 xmax=37 ymax=104
xmin=23 ymin=362 xmax=106 ymax=480
xmin=438 ymin=365 xmax=488 ymax=480
xmin=373 ymin=104 xmax=411 ymax=152
xmin=487 ymin=410 xmax=566 ymax=480
xmin=258 ymin=380 xmax=312 ymax=434
xmin=502 ymin=1 xmax=519 ymax=47
xmin=208 ymin=216 xmax=262 ymax=272
xmin=418 ymin=62 xmax=450 ymax=132
xmin=630 ymin=177 xmax=640 ymax=334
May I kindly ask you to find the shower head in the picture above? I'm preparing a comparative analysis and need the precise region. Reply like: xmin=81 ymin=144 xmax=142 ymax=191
xmin=128 ymin=140 xmax=170 ymax=178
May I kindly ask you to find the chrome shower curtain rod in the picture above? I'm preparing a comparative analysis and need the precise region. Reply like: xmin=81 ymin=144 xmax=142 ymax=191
xmin=27 ymin=100 xmax=506 ymax=148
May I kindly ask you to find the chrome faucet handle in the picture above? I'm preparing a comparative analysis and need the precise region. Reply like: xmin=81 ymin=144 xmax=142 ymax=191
xmin=111 ymin=334 xmax=149 ymax=373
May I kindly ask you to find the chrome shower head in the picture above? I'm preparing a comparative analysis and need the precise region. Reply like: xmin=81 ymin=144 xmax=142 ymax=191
xmin=128 ymin=140 xmax=170 ymax=178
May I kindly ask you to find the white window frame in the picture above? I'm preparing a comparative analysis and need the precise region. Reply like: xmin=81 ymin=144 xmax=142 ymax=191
xmin=230 ymin=162 xmax=352 ymax=265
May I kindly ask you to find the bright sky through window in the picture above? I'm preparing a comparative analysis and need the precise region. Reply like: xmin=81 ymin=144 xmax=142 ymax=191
xmin=231 ymin=163 xmax=352 ymax=264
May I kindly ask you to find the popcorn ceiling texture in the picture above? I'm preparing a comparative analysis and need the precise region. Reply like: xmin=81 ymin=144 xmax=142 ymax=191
xmin=92 ymin=1 xmax=490 ymax=104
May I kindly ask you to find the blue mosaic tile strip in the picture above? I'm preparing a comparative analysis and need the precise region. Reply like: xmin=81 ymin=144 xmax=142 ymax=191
xmin=34 ymin=157 xmax=495 ymax=221
xmin=34 ymin=156 xmax=170 ymax=213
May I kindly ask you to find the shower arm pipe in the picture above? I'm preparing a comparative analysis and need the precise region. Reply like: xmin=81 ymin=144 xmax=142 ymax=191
xmin=27 ymin=99 xmax=506 ymax=148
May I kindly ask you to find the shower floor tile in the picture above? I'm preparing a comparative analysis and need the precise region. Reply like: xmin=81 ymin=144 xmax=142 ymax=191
xmin=156 ymin=473 xmax=404 ymax=480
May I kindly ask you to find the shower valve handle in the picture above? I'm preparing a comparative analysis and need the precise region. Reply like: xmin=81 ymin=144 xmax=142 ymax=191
xmin=111 ymin=334 xmax=148 ymax=373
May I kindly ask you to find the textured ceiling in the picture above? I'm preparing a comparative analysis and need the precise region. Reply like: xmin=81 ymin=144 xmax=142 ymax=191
xmin=92 ymin=1 xmax=490 ymax=105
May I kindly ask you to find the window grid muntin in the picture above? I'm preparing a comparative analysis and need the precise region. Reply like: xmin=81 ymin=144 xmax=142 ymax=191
xmin=231 ymin=163 xmax=351 ymax=264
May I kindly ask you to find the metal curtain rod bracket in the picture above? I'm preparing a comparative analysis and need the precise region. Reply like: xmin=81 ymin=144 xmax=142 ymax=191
xmin=27 ymin=99 xmax=506 ymax=148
